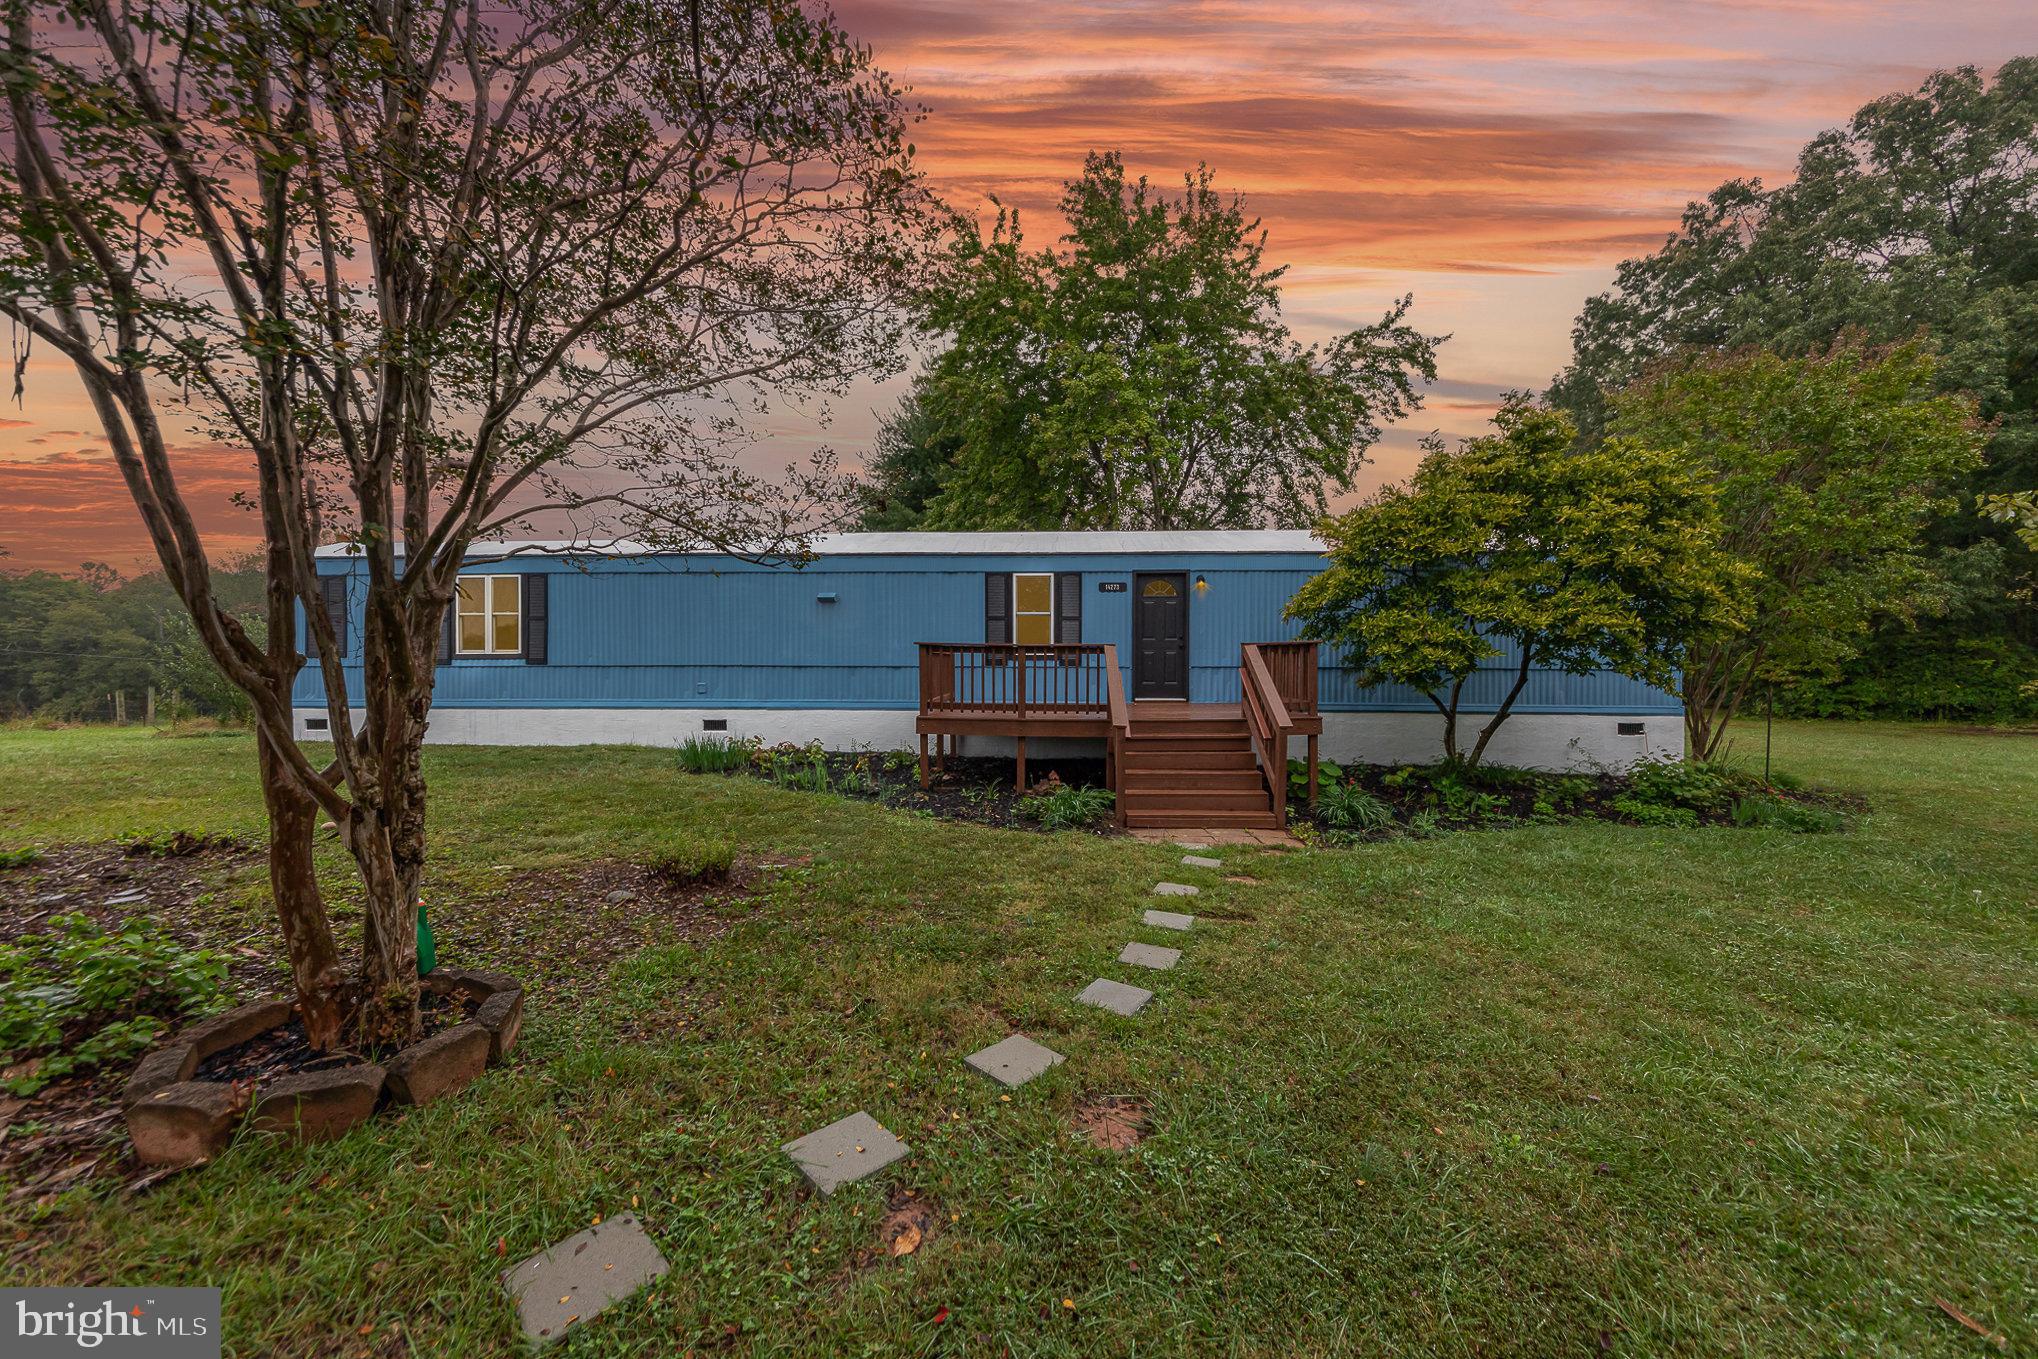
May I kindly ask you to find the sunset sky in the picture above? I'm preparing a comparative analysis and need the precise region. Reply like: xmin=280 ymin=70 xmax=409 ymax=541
xmin=2 ymin=1 xmax=2032 ymax=574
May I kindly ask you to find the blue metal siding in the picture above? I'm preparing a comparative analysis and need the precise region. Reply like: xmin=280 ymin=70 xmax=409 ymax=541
xmin=295 ymin=551 xmax=1682 ymax=715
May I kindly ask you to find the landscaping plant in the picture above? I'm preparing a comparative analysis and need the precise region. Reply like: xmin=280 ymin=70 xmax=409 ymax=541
xmin=676 ymin=736 xmax=757 ymax=775
xmin=1289 ymin=399 xmax=1748 ymax=768
xmin=0 ymin=914 xmax=225 ymax=1095
xmin=1314 ymin=781 xmax=1396 ymax=832
xmin=1018 ymin=784 xmax=1117 ymax=830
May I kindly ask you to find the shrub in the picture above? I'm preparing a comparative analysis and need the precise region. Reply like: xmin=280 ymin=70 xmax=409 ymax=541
xmin=1609 ymin=796 xmax=1699 ymax=828
xmin=1730 ymin=795 xmax=1846 ymax=833
xmin=760 ymin=743 xmax=832 ymax=792
xmin=1288 ymin=757 xmax=1343 ymax=794
xmin=1316 ymin=781 xmax=1396 ymax=832
xmin=881 ymin=748 xmax=918 ymax=774
xmin=1019 ymin=784 xmax=1116 ymax=830
xmin=676 ymin=734 xmax=754 ymax=773
xmin=0 ymin=913 xmax=226 ymax=1095
xmin=648 ymin=838 xmax=737 ymax=886
xmin=0 ymin=847 xmax=42 ymax=869
xmin=1622 ymin=758 xmax=1740 ymax=813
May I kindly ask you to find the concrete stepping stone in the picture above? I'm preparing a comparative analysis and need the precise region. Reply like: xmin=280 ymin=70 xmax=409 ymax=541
xmin=782 ymin=1110 xmax=909 ymax=1194
xmin=1119 ymin=941 xmax=1182 ymax=971
xmin=1153 ymin=881 xmax=1199 ymax=896
xmin=965 ymin=1034 xmax=1065 ymax=1088
xmin=501 ymin=1211 xmax=669 ymax=1346
xmin=1180 ymin=854 xmax=1222 ymax=869
xmin=1143 ymin=909 xmax=1195 ymax=931
xmin=1077 ymin=977 xmax=1154 ymax=1016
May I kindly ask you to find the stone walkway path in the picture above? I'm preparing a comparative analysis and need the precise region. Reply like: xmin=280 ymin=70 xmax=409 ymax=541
xmin=505 ymin=838 xmax=1231 ymax=1342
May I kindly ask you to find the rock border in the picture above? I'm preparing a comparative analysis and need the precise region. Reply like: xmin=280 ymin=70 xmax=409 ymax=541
xmin=122 ymin=971 xmax=525 ymax=1168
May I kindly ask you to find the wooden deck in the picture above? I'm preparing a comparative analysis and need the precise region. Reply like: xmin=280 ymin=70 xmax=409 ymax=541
xmin=916 ymin=641 xmax=1320 ymax=828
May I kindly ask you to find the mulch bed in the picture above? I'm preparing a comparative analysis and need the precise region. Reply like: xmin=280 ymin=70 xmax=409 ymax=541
xmin=194 ymin=989 xmax=480 ymax=1087
xmin=724 ymin=753 xmax=1120 ymax=834
xmin=1298 ymin=764 xmax=1865 ymax=840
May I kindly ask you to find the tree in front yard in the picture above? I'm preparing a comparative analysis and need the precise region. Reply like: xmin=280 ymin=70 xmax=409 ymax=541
xmin=868 ymin=152 xmax=1441 ymax=530
xmin=1287 ymin=400 xmax=1747 ymax=769
xmin=1608 ymin=342 xmax=1985 ymax=761
xmin=0 ymin=0 xmax=937 ymax=1047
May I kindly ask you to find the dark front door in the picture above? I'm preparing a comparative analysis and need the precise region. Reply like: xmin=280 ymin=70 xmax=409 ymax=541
xmin=1133 ymin=572 xmax=1189 ymax=699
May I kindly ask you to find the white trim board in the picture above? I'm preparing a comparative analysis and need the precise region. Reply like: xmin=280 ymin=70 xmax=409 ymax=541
xmin=295 ymin=707 xmax=1681 ymax=770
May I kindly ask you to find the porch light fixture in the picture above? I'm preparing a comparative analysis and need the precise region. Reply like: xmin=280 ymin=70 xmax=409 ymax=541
xmin=1194 ymin=574 xmax=1210 ymax=595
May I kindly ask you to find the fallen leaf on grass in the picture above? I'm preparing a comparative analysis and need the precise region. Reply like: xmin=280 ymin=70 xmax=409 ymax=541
xmin=890 ymin=1224 xmax=922 ymax=1257
xmin=930 ymin=1306 xmax=949 ymax=1325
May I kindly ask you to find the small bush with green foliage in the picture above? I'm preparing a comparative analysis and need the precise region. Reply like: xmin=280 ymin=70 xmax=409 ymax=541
xmin=1621 ymin=758 xmax=1740 ymax=814
xmin=1316 ymin=781 xmax=1396 ymax=832
xmin=676 ymin=734 xmax=756 ymax=773
xmin=0 ymin=847 xmax=42 ymax=869
xmin=1730 ymin=794 xmax=1846 ymax=833
xmin=648 ymin=838 xmax=737 ymax=886
xmin=0 ymin=914 xmax=226 ymax=1094
xmin=1019 ymin=784 xmax=1116 ymax=830
xmin=1609 ymin=796 xmax=1700 ymax=828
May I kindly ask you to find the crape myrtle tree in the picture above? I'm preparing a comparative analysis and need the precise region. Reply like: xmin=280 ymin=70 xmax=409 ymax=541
xmin=0 ymin=0 xmax=938 ymax=1048
xmin=1287 ymin=399 xmax=1747 ymax=770
xmin=1608 ymin=342 xmax=1985 ymax=760
xmin=869 ymin=152 xmax=1441 ymax=530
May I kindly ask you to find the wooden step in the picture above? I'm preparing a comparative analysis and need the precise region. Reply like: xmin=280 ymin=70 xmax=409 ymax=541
xmin=1130 ymin=721 xmax=1249 ymax=739
xmin=1118 ymin=748 xmax=1257 ymax=770
xmin=1118 ymin=788 xmax=1271 ymax=812
xmin=1124 ymin=808 xmax=1281 ymax=828
xmin=1122 ymin=734 xmax=1251 ymax=753
xmin=1121 ymin=769 xmax=1266 ymax=790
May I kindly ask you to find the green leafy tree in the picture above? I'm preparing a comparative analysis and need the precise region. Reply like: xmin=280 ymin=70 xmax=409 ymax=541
xmin=855 ymin=376 xmax=963 ymax=530
xmin=907 ymin=153 xmax=1441 ymax=529
xmin=1609 ymin=342 xmax=1985 ymax=759
xmin=1549 ymin=58 xmax=2038 ymax=705
xmin=0 ymin=0 xmax=934 ymax=1048
xmin=1287 ymin=400 xmax=1747 ymax=769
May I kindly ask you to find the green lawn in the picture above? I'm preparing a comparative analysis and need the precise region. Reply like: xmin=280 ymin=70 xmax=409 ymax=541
xmin=2 ymin=722 xmax=2033 ymax=1357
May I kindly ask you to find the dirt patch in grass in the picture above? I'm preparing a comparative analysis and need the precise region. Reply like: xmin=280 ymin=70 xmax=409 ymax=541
xmin=1073 ymin=1095 xmax=1148 ymax=1151
xmin=827 ymin=1187 xmax=942 ymax=1287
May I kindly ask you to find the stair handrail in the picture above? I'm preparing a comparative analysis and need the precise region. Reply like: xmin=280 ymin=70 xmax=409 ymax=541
xmin=1102 ymin=643 xmax=1130 ymax=827
xmin=1239 ymin=643 xmax=1294 ymax=829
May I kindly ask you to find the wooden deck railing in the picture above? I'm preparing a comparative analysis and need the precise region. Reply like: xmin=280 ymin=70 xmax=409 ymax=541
xmin=917 ymin=643 xmax=1129 ymax=798
xmin=918 ymin=642 xmax=1118 ymax=717
xmin=1253 ymin=640 xmax=1319 ymax=718
xmin=1239 ymin=643 xmax=1297 ymax=830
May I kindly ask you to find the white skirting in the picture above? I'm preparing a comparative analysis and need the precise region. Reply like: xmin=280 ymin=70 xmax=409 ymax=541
xmin=295 ymin=706 xmax=1682 ymax=771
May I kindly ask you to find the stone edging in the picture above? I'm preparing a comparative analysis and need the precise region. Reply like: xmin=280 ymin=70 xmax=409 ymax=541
xmin=122 ymin=970 xmax=524 ymax=1169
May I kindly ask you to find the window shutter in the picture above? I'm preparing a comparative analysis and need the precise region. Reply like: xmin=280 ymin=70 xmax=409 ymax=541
xmin=523 ymin=573 xmax=549 ymax=664
xmin=437 ymin=598 xmax=454 ymax=665
xmin=984 ymin=573 xmax=1010 ymax=644
xmin=1054 ymin=572 xmax=1081 ymax=643
xmin=308 ymin=575 xmax=346 ymax=660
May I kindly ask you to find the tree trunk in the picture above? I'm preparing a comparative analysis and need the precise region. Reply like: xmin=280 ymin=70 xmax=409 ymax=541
xmin=256 ymin=727 xmax=350 ymax=1049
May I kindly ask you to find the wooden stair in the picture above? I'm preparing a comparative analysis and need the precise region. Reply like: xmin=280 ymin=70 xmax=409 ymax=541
xmin=1117 ymin=704 xmax=1280 ymax=828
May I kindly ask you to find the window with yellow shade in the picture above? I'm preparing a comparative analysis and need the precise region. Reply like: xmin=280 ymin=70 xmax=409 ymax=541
xmin=1012 ymin=573 xmax=1054 ymax=644
xmin=456 ymin=575 xmax=522 ymax=655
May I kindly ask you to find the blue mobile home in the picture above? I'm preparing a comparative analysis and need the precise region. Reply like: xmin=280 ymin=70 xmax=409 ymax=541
xmin=296 ymin=532 xmax=1680 ymax=809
